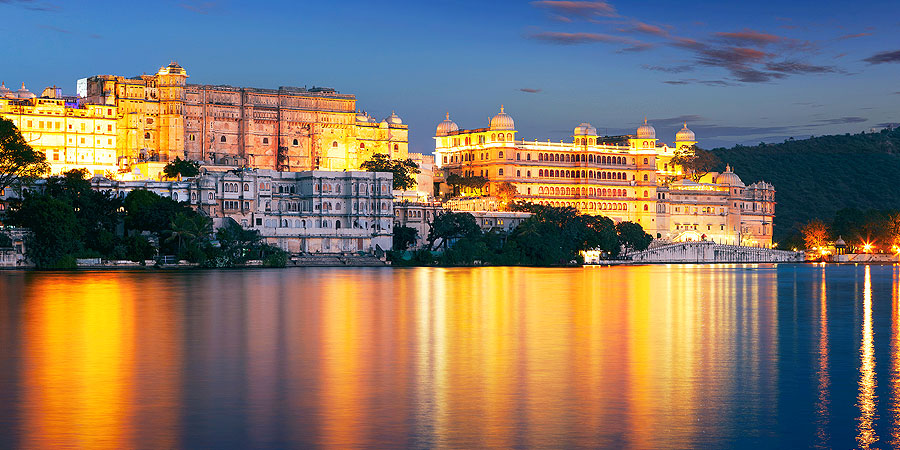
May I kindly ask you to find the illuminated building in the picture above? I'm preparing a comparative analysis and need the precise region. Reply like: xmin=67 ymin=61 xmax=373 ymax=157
xmin=82 ymin=62 xmax=408 ymax=173
xmin=0 ymin=83 xmax=118 ymax=176
xmin=434 ymin=108 xmax=775 ymax=247
xmin=86 ymin=169 xmax=395 ymax=254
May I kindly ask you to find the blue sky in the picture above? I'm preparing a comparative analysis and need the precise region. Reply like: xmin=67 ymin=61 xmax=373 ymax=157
xmin=1 ymin=0 xmax=898 ymax=153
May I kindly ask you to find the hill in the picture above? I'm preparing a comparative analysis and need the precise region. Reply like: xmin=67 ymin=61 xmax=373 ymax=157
xmin=709 ymin=127 xmax=900 ymax=243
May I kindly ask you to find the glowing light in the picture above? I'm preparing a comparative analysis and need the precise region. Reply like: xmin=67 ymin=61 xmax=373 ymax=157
xmin=863 ymin=242 xmax=874 ymax=253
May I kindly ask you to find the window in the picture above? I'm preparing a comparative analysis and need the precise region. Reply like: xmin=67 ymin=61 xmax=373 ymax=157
xmin=220 ymin=136 xmax=226 ymax=143
xmin=643 ymin=174 xmax=648 ymax=181
xmin=189 ymin=134 xmax=195 ymax=141
xmin=517 ymin=153 xmax=521 ymax=160
xmin=516 ymin=170 xmax=521 ymax=177
xmin=394 ymin=144 xmax=399 ymax=151
xmin=643 ymin=158 xmax=648 ymax=164
xmin=332 ymin=141 xmax=338 ymax=147
xmin=499 ymin=168 xmax=504 ymax=176
xmin=263 ymin=137 xmax=269 ymax=144
xmin=293 ymin=139 xmax=299 ymax=145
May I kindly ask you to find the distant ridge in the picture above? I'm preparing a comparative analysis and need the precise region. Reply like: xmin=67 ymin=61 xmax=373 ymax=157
xmin=709 ymin=127 xmax=900 ymax=242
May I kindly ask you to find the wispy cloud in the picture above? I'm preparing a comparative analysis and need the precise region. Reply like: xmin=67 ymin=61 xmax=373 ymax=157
xmin=0 ymin=0 xmax=59 ymax=12
xmin=642 ymin=64 xmax=693 ymax=73
xmin=531 ymin=1 xmax=617 ymax=19
xmin=812 ymin=117 xmax=867 ymax=125
xmin=714 ymin=29 xmax=781 ymax=47
xmin=864 ymin=49 xmax=900 ymax=64
xmin=765 ymin=61 xmax=838 ymax=74
xmin=836 ymin=32 xmax=872 ymax=40
xmin=663 ymin=78 xmax=735 ymax=87
xmin=649 ymin=115 xmax=705 ymax=127
xmin=519 ymin=88 xmax=542 ymax=93
xmin=179 ymin=1 xmax=218 ymax=14
xmin=529 ymin=31 xmax=637 ymax=45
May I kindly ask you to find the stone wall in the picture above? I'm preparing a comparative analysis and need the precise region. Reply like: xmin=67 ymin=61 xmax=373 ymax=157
xmin=630 ymin=241 xmax=803 ymax=263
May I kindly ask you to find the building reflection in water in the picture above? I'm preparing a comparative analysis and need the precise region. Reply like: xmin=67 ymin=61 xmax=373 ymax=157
xmin=857 ymin=265 xmax=878 ymax=449
xmin=0 ymin=265 xmax=809 ymax=448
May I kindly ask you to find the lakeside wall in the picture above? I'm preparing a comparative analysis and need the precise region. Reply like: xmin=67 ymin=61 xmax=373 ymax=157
xmin=629 ymin=241 xmax=804 ymax=263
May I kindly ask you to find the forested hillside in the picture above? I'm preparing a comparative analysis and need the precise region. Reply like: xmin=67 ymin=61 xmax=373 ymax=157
xmin=709 ymin=127 xmax=900 ymax=242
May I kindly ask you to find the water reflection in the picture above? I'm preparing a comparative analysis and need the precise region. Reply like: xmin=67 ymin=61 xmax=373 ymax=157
xmin=1 ymin=265 xmax=900 ymax=449
xmin=815 ymin=266 xmax=830 ymax=448
xmin=857 ymin=265 xmax=878 ymax=449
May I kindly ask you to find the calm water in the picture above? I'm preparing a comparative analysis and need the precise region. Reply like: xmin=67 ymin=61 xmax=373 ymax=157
xmin=0 ymin=264 xmax=899 ymax=449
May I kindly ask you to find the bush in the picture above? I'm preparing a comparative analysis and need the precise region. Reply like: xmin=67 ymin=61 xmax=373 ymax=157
xmin=262 ymin=246 xmax=288 ymax=268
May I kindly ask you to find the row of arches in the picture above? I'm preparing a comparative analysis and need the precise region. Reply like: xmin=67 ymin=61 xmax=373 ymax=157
xmin=538 ymin=186 xmax=628 ymax=197
xmin=536 ymin=200 xmax=628 ymax=212
xmin=537 ymin=153 xmax=628 ymax=165
xmin=538 ymin=169 xmax=628 ymax=180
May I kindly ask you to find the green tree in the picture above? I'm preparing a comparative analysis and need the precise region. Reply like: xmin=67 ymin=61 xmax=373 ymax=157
xmin=0 ymin=232 xmax=12 ymax=248
xmin=6 ymin=194 xmax=83 ymax=268
xmin=165 ymin=212 xmax=213 ymax=262
xmin=427 ymin=211 xmax=482 ymax=251
xmin=671 ymin=145 xmax=721 ymax=182
xmin=616 ymin=221 xmax=653 ymax=256
xmin=445 ymin=173 xmax=488 ymax=196
xmin=211 ymin=220 xmax=263 ymax=266
xmin=163 ymin=157 xmax=201 ymax=179
xmin=125 ymin=234 xmax=156 ymax=263
xmin=124 ymin=189 xmax=192 ymax=234
xmin=0 ymin=117 xmax=50 ymax=193
xmin=503 ymin=203 xmax=619 ymax=265
xmin=393 ymin=225 xmax=418 ymax=251
xmin=360 ymin=153 xmax=420 ymax=190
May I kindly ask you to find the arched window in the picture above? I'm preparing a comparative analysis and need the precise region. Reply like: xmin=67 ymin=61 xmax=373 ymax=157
xmin=293 ymin=139 xmax=299 ymax=146
xmin=394 ymin=144 xmax=399 ymax=151
xmin=332 ymin=141 xmax=338 ymax=147
xmin=507 ymin=133 xmax=512 ymax=141
xmin=172 ymin=192 xmax=178 ymax=201
xmin=643 ymin=190 xmax=649 ymax=197
xmin=643 ymin=157 xmax=648 ymax=164
xmin=516 ymin=170 xmax=521 ymax=177
xmin=263 ymin=137 xmax=269 ymax=144
xmin=491 ymin=133 xmax=496 ymax=140
xmin=189 ymin=134 xmax=195 ymax=141
xmin=144 ymin=132 xmax=151 ymax=139
xmin=643 ymin=174 xmax=648 ymax=181
xmin=499 ymin=151 xmax=504 ymax=158
xmin=220 ymin=135 xmax=226 ymax=143
xmin=644 ymin=204 xmax=649 ymax=211
xmin=360 ymin=143 xmax=366 ymax=149
xmin=336 ymin=220 xmax=341 ymax=229
xmin=539 ymin=169 xmax=543 ymax=177
xmin=499 ymin=168 xmax=504 ymax=175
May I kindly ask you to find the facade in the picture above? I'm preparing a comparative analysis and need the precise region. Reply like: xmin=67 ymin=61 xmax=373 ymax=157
xmin=434 ymin=108 xmax=775 ymax=247
xmin=82 ymin=63 xmax=408 ymax=173
xmin=0 ymin=84 xmax=118 ymax=176
xmin=87 ymin=169 xmax=394 ymax=254
xmin=393 ymin=200 xmax=531 ymax=249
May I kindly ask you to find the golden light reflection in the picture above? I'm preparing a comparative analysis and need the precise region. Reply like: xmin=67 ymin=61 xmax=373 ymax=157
xmin=857 ymin=265 xmax=878 ymax=449
xmin=891 ymin=266 xmax=900 ymax=448
xmin=21 ymin=274 xmax=137 ymax=450
xmin=815 ymin=266 xmax=829 ymax=448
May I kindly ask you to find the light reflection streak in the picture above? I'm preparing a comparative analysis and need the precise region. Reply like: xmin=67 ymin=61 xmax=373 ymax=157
xmin=815 ymin=266 xmax=829 ymax=448
xmin=891 ymin=267 xmax=900 ymax=448
xmin=857 ymin=265 xmax=878 ymax=449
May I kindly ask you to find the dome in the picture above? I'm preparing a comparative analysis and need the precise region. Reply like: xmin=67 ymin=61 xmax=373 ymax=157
xmin=676 ymin=122 xmax=696 ymax=142
xmin=158 ymin=61 xmax=187 ymax=76
xmin=716 ymin=164 xmax=745 ymax=187
xmin=356 ymin=111 xmax=369 ymax=122
xmin=574 ymin=122 xmax=597 ymax=136
xmin=0 ymin=82 xmax=11 ymax=98
xmin=490 ymin=105 xmax=515 ymax=130
xmin=16 ymin=82 xmax=34 ymax=99
xmin=636 ymin=117 xmax=655 ymax=139
xmin=435 ymin=112 xmax=459 ymax=136
xmin=835 ymin=236 xmax=846 ymax=247
xmin=386 ymin=111 xmax=403 ymax=125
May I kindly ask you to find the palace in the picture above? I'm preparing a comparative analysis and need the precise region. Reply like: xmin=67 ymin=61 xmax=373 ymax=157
xmin=0 ymin=84 xmax=118 ymax=176
xmin=434 ymin=107 xmax=775 ymax=247
xmin=81 ymin=62 xmax=408 ymax=174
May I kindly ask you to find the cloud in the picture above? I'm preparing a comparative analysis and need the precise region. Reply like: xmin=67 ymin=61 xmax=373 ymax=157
xmin=864 ymin=50 xmax=900 ymax=64
xmin=837 ymin=32 xmax=872 ymax=40
xmin=642 ymin=64 xmax=693 ymax=73
xmin=649 ymin=115 xmax=705 ymax=127
xmin=519 ymin=88 xmax=542 ymax=93
xmin=0 ymin=0 xmax=59 ymax=11
xmin=876 ymin=123 xmax=898 ymax=128
xmin=714 ymin=29 xmax=782 ymax=46
xmin=529 ymin=31 xmax=637 ymax=45
xmin=37 ymin=24 xmax=71 ymax=34
xmin=813 ymin=117 xmax=867 ymax=125
xmin=663 ymin=78 xmax=735 ymax=87
xmin=765 ymin=61 xmax=838 ymax=74
xmin=619 ymin=21 xmax=670 ymax=37
xmin=616 ymin=43 xmax=655 ymax=53
xmin=179 ymin=1 xmax=218 ymax=14
xmin=531 ymin=1 xmax=617 ymax=19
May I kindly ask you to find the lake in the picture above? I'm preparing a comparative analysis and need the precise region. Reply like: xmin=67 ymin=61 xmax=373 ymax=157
xmin=0 ymin=264 xmax=897 ymax=449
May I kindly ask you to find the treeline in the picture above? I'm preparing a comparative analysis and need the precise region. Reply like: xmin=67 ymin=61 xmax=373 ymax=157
xmin=2 ymin=169 xmax=286 ymax=269
xmin=793 ymin=207 xmax=900 ymax=253
xmin=392 ymin=203 xmax=652 ymax=266
xmin=709 ymin=127 xmax=900 ymax=244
